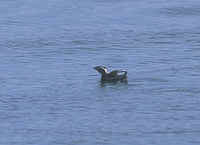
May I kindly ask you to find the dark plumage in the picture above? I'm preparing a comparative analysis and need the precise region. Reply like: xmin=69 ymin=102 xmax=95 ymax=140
xmin=94 ymin=66 xmax=127 ymax=82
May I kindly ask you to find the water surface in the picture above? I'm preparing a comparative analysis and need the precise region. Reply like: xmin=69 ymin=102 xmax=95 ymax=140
xmin=1 ymin=0 xmax=200 ymax=145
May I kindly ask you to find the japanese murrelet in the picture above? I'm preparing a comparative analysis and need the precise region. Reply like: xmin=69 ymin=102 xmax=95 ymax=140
xmin=94 ymin=66 xmax=127 ymax=82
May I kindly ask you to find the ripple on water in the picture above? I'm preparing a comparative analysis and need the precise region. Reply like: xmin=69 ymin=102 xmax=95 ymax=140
xmin=161 ymin=6 xmax=200 ymax=17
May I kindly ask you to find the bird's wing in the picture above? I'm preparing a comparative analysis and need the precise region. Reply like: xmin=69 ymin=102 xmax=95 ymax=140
xmin=109 ymin=70 xmax=127 ymax=76
xmin=109 ymin=70 xmax=119 ymax=77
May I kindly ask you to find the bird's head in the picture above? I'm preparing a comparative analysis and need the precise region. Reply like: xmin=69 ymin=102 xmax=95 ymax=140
xmin=94 ymin=66 xmax=108 ymax=75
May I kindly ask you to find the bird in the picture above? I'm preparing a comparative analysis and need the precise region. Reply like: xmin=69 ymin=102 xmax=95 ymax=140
xmin=94 ymin=66 xmax=127 ymax=82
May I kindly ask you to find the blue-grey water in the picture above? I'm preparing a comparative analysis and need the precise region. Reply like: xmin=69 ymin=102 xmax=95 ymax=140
xmin=1 ymin=0 xmax=200 ymax=145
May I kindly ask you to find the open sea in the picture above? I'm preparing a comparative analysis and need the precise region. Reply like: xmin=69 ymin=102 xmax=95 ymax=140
xmin=1 ymin=0 xmax=200 ymax=145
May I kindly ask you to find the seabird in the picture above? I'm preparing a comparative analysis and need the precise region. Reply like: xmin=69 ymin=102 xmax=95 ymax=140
xmin=94 ymin=66 xmax=127 ymax=82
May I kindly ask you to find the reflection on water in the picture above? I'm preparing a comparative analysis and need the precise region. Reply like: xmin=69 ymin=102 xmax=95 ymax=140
xmin=1 ymin=0 xmax=200 ymax=145
xmin=99 ymin=80 xmax=128 ymax=88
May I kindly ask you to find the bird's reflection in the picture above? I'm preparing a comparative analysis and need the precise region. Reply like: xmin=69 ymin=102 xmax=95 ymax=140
xmin=99 ymin=79 xmax=128 ymax=87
